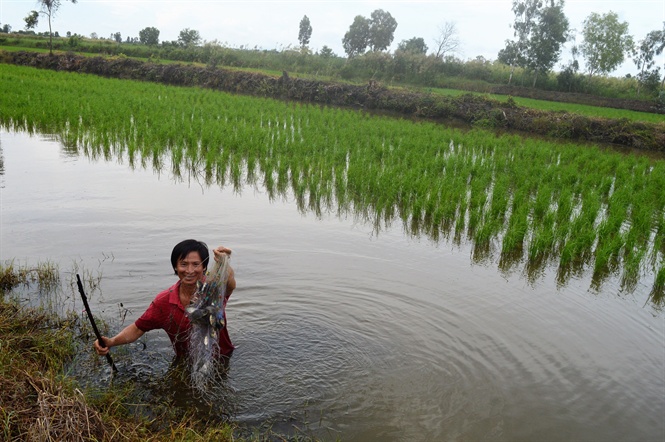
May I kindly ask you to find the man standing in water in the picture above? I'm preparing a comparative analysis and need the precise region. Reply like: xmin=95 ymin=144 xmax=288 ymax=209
xmin=93 ymin=239 xmax=236 ymax=359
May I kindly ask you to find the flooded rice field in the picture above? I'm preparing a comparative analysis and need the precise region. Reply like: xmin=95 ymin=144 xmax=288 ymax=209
xmin=1 ymin=129 xmax=663 ymax=441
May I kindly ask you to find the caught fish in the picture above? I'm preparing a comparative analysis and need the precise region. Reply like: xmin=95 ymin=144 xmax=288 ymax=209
xmin=186 ymin=305 xmax=225 ymax=329
xmin=185 ymin=252 xmax=230 ymax=394
xmin=186 ymin=255 xmax=229 ymax=331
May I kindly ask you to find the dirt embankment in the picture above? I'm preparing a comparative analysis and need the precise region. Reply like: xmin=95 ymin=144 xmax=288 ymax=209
xmin=3 ymin=51 xmax=664 ymax=152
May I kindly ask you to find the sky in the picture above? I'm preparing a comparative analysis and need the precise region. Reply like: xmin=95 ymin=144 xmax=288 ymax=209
xmin=1 ymin=0 xmax=664 ymax=77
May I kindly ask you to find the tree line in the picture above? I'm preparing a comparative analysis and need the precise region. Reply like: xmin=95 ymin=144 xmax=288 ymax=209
xmin=3 ymin=0 xmax=664 ymax=97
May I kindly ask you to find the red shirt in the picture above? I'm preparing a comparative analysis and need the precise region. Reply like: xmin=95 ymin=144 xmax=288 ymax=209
xmin=135 ymin=280 xmax=234 ymax=357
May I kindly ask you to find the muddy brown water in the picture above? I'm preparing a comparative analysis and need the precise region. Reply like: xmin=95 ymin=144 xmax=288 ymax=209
xmin=1 ymin=129 xmax=663 ymax=441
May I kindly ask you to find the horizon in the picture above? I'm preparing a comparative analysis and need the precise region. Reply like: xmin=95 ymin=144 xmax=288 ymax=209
xmin=1 ymin=0 xmax=664 ymax=78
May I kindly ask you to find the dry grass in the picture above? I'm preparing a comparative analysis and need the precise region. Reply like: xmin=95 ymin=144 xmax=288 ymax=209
xmin=0 ymin=301 xmax=112 ymax=441
xmin=27 ymin=378 xmax=109 ymax=441
xmin=0 ymin=299 xmax=245 ymax=441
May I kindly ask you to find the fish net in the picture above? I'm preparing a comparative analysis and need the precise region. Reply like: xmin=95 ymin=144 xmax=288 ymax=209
xmin=185 ymin=253 xmax=230 ymax=396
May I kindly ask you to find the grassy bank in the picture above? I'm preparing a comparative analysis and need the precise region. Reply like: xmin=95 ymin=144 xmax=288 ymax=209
xmin=0 ymin=262 xmax=310 ymax=441
xmin=0 ymin=263 xmax=229 ymax=441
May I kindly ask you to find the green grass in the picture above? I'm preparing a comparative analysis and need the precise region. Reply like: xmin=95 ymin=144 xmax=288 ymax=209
xmin=489 ymin=94 xmax=665 ymax=124
xmin=429 ymin=87 xmax=664 ymax=124
xmin=0 ymin=45 xmax=52 ymax=53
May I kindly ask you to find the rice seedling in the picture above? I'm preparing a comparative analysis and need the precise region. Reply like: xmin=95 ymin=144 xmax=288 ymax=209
xmin=1 ymin=63 xmax=664 ymax=298
xmin=649 ymin=266 xmax=665 ymax=305
xmin=620 ymin=247 xmax=646 ymax=293
xmin=501 ymin=198 xmax=529 ymax=255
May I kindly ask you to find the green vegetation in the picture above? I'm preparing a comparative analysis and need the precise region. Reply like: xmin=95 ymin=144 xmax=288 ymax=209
xmin=485 ymin=94 xmax=665 ymax=124
xmin=3 ymin=51 xmax=662 ymax=150
xmin=23 ymin=0 xmax=79 ymax=55
xmin=0 ymin=32 xmax=662 ymax=104
xmin=580 ymin=11 xmax=634 ymax=78
xmin=1 ymin=63 xmax=663 ymax=299
xmin=0 ymin=259 xmax=60 ymax=293
xmin=424 ymin=87 xmax=665 ymax=124
xmin=500 ymin=0 xmax=569 ymax=88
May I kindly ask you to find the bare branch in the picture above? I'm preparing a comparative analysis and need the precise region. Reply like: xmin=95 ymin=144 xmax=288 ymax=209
xmin=433 ymin=21 xmax=460 ymax=59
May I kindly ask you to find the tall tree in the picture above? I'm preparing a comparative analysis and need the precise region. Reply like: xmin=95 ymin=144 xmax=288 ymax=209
xmin=580 ymin=11 xmax=633 ymax=77
xmin=497 ymin=39 xmax=523 ymax=84
xmin=342 ymin=15 xmax=370 ymax=57
xmin=178 ymin=28 xmax=201 ymax=47
xmin=500 ymin=0 xmax=569 ymax=86
xmin=661 ymin=23 xmax=665 ymax=89
xmin=298 ymin=15 xmax=312 ymax=49
xmin=33 ymin=0 xmax=78 ymax=54
xmin=24 ymin=11 xmax=39 ymax=31
xmin=557 ymin=30 xmax=581 ymax=92
xmin=524 ymin=0 xmax=569 ymax=86
xmin=319 ymin=45 xmax=335 ymax=58
xmin=397 ymin=37 xmax=428 ymax=55
xmin=368 ymin=9 xmax=397 ymax=51
xmin=139 ymin=26 xmax=160 ymax=46
xmin=632 ymin=28 xmax=665 ymax=95
xmin=501 ymin=0 xmax=541 ymax=84
xmin=433 ymin=21 xmax=460 ymax=59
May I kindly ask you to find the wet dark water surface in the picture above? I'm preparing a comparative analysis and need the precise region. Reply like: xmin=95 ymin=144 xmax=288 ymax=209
xmin=1 ymin=130 xmax=663 ymax=441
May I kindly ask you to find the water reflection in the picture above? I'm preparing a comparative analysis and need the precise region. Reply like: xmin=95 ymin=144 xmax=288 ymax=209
xmin=37 ymin=121 xmax=665 ymax=305
xmin=2 ymin=129 xmax=664 ymax=441
xmin=0 ymin=135 xmax=5 ymax=181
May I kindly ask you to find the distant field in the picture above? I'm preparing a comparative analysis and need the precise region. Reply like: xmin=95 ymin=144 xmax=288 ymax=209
xmin=427 ymin=87 xmax=664 ymax=124
xmin=2 ymin=43 xmax=662 ymax=125
xmin=493 ymin=94 xmax=663 ymax=124
xmin=0 ymin=45 xmax=51 ymax=53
